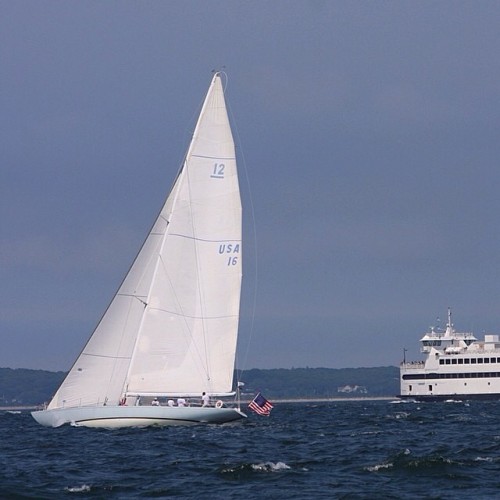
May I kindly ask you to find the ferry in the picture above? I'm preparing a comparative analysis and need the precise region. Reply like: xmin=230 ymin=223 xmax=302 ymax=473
xmin=399 ymin=309 xmax=500 ymax=401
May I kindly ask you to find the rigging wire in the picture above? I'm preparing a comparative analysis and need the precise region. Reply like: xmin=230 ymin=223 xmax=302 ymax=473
xmin=224 ymin=72 xmax=259 ymax=393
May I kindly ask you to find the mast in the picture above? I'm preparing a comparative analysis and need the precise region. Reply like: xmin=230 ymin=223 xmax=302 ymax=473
xmin=445 ymin=307 xmax=453 ymax=337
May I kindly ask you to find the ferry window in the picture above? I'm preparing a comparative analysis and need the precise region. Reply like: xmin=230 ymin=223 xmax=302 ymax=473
xmin=452 ymin=359 xmax=457 ymax=364
xmin=445 ymin=359 xmax=451 ymax=365
xmin=458 ymin=359 xmax=463 ymax=364
xmin=439 ymin=359 xmax=444 ymax=365
xmin=484 ymin=358 xmax=490 ymax=363
xmin=465 ymin=358 xmax=470 ymax=364
xmin=478 ymin=358 xmax=483 ymax=363
xmin=471 ymin=358 xmax=477 ymax=364
xmin=409 ymin=385 xmax=412 ymax=391
xmin=491 ymin=358 xmax=497 ymax=363
xmin=428 ymin=385 xmax=433 ymax=391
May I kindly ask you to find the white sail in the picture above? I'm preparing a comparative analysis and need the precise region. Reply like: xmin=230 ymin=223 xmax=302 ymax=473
xmin=46 ymin=73 xmax=242 ymax=411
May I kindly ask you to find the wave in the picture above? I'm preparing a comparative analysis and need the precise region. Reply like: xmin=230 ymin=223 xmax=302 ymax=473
xmin=65 ymin=484 xmax=91 ymax=493
xmin=365 ymin=448 xmax=471 ymax=475
xmin=252 ymin=461 xmax=291 ymax=472
xmin=220 ymin=461 xmax=292 ymax=478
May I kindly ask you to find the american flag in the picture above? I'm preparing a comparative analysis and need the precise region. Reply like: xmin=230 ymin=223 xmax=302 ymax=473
xmin=248 ymin=392 xmax=273 ymax=416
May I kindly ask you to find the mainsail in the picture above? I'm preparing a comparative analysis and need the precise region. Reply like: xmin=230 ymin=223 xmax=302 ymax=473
xmin=47 ymin=73 xmax=242 ymax=410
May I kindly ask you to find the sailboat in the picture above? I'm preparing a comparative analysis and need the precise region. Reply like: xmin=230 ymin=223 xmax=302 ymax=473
xmin=32 ymin=72 xmax=247 ymax=428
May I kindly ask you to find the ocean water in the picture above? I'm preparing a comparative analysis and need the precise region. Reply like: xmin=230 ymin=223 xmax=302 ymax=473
xmin=1 ymin=400 xmax=500 ymax=499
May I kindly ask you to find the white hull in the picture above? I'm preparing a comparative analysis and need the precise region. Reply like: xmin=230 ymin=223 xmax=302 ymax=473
xmin=31 ymin=405 xmax=247 ymax=428
xmin=400 ymin=362 xmax=500 ymax=401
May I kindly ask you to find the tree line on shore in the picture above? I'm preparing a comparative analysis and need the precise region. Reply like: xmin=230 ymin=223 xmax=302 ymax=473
xmin=0 ymin=366 xmax=399 ymax=406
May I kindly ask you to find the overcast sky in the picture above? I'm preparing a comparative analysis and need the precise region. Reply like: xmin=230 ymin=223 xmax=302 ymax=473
xmin=2 ymin=1 xmax=500 ymax=372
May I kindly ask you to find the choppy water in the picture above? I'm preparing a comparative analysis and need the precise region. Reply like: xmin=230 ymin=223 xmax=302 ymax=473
xmin=1 ymin=400 xmax=500 ymax=499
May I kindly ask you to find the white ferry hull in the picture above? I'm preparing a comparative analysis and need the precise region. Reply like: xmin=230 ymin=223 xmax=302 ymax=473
xmin=400 ymin=369 xmax=500 ymax=401
xmin=31 ymin=405 xmax=247 ymax=428
xmin=399 ymin=393 xmax=500 ymax=402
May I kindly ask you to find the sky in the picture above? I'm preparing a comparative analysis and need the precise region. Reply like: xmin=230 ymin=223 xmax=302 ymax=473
xmin=2 ymin=1 xmax=500 ymax=372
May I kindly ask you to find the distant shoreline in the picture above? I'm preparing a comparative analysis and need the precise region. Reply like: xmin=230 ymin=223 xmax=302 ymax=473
xmin=1 ymin=397 xmax=396 ymax=412
xmin=252 ymin=396 xmax=396 ymax=403
xmin=1 ymin=406 xmax=38 ymax=411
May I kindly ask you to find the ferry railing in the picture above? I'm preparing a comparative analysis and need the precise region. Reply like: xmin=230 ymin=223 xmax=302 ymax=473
xmin=400 ymin=361 xmax=425 ymax=369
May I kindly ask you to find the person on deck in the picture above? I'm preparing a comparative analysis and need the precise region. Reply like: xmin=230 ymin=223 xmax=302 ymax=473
xmin=177 ymin=398 xmax=187 ymax=407
xmin=202 ymin=392 xmax=210 ymax=407
xmin=151 ymin=397 xmax=160 ymax=406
